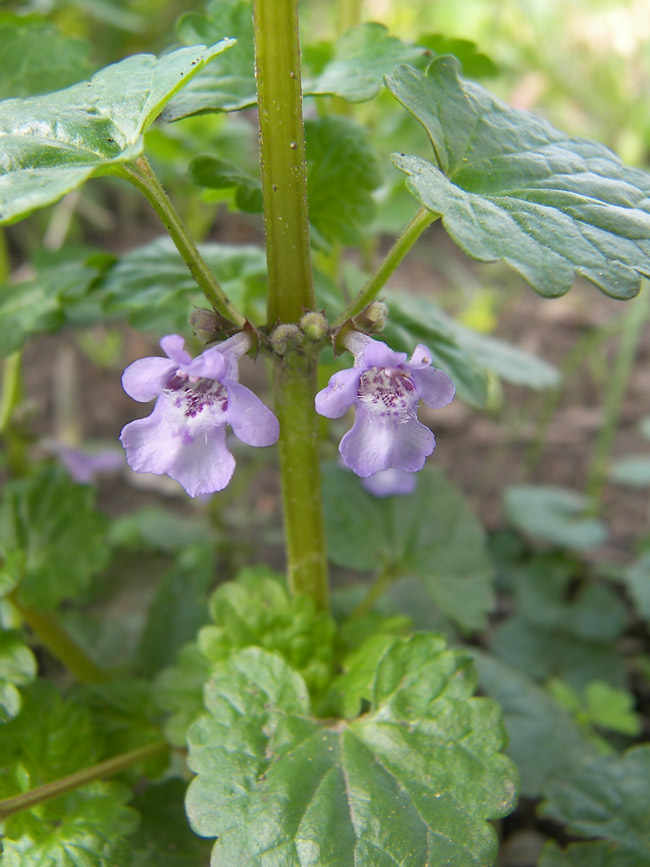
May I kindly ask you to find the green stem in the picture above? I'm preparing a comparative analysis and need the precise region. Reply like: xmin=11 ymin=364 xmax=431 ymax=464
xmin=9 ymin=590 xmax=108 ymax=684
xmin=253 ymin=0 xmax=329 ymax=607
xmin=0 ymin=741 xmax=168 ymax=820
xmin=0 ymin=352 xmax=22 ymax=435
xmin=118 ymin=157 xmax=244 ymax=327
xmin=346 ymin=564 xmax=399 ymax=623
xmin=334 ymin=207 xmax=438 ymax=327
xmin=586 ymin=284 xmax=650 ymax=503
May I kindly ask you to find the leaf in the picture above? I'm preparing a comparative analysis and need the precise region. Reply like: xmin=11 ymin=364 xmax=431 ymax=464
xmin=189 ymin=154 xmax=263 ymax=212
xmin=0 ymin=629 xmax=37 ymax=723
xmin=0 ymin=42 xmax=234 ymax=225
xmin=163 ymin=0 xmax=256 ymax=120
xmin=623 ymin=552 xmax=650 ymax=623
xmin=504 ymin=485 xmax=607 ymax=550
xmin=387 ymin=291 xmax=560 ymax=393
xmin=186 ymin=637 xmax=518 ymax=866
xmin=387 ymin=59 xmax=650 ymax=299
xmin=0 ymin=13 xmax=93 ymax=99
xmin=108 ymin=505 xmax=213 ymax=553
xmin=490 ymin=556 xmax=627 ymax=690
xmin=1 ymin=781 xmax=139 ymax=867
xmin=167 ymin=17 xmax=426 ymax=121
xmin=540 ymin=840 xmax=644 ymax=867
xmin=539 ymin=745 xmax=650 ymax=862
xmin=471 ymin=651 xmax=595 ymax=797
xmin=305 ymin=116 xmax=382 ymax=248
xmin=305 ymin=23 xmax=427 ymax=103
xmin=137 ymin=544 xmax=216 ymax=676
xmin=609 ymin=455 xmax=650 ymax=487
xmin=199 ymin=566 xmax=336 ymax=697
xmin=322 ymin=465 xmax=494 ymax=632
xmin=131 ymin=779 xmax=213 ymax=867
xmin=417 ymin=34 xmax=498 ymax=79
xmin=97 ymin=236 xmax=267 ymax=330
xmin=0 ymin=467 xmax=109 ymax=609
xmin=155 ymin=567 xmax=338 ymax=744
xmin=0 ymin=259 xmax=107 ymax=357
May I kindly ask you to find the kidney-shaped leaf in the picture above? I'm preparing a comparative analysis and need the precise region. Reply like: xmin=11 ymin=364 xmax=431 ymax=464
xmin=387 ymin=59 xmax=650 ymax=299
xmin=0 ymin=41 xmax=233 ymax=225
xmin=186 ymin=637 xmax=518 ymax=866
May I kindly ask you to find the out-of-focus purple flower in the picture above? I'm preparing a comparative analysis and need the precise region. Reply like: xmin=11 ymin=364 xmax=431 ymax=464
xmin=362 ymin=468 xmax=417 ymax=497
xmin=50 ymin=443 xmax=124 ymax=483
xmin=315 ymin=333 xmax=454 ymax=478
xmin=120 ymin=333 xmax=279 ymax=497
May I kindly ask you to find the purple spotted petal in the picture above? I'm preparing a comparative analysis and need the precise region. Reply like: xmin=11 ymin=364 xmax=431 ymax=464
xmin=315 ymin=368 xmax=362 ymax=418
xmin=122 ymin=357 xmax=177 ymax=402
xmin=160 ymin=334 xmax=192 ymax=367
xmin=412 ymin=367 xmax=455 ymax=408
xmin=225 ymin=381 xmax=280 ymax=446
xmin=362 ymin=468 xmax=417 ymax=498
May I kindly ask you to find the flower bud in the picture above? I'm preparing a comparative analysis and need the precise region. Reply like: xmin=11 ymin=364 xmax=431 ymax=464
xmin=299 ymin=311 xmax=329 ymax=341
xmin=270 ymin=323 xmax=304 ymax=356
xmin=353 ymin=301 xmax=389 ymax=333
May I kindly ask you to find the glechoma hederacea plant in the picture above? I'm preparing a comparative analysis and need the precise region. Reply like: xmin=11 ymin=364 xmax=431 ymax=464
xmin=2 ymin=0 xmax=650 ymax=864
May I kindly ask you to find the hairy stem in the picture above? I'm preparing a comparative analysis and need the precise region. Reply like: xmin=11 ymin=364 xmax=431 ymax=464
xmin=0 ymin=741 xmax=168 ymax=820
xmin=334 ymin=207 xmax=438 ymax=327
xmin=253 ymin=0 xmax=329 ymax=607
xmin=9 ymin=590 xmax=108 ymax=684
xmin=119 ymin=157 xmax=244 ymax=327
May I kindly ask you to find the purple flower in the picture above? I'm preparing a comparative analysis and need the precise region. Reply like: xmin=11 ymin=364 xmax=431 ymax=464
xmin=315 ymin=333 xmax=454 ymax=477
xmin=362 ymin=468 xmax=417 ymax=497
xmin=51 ymin=444 xmax=124 ymax=484
xmin=120 ymin=333 xmax=279 ymax=497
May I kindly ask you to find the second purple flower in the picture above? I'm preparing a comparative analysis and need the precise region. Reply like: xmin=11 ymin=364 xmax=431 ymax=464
xmin=120 ymin=333 xmax=279 ymax=497
xmin=315 ymin=333 xmax=454 ymax=478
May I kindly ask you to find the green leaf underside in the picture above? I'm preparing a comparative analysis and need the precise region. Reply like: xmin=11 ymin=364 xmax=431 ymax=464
xmin=0 ymin=14 xmax=93 ymax=100
xmin=386 ymin=292 xmax=560 ymax=391
xmin=624 ymin=553 xmax=650 ymax=623
xmin=0 ymin=42 xmax=233 ymax=225
xmin=322 ymin=466 xmax=494 ymax=632
xmin=387 ymin=59 xmax=650 ymax=299
xmin=504 ymin=485 xmax=607 ymax=550
xmin=166 ymin=16 xmax=426 ymax=121
xmin=0 ymin=468 xmax=108 ymax=609
xmin=0 ymin=260 xmax=105 ymax=357
xmin=540 ymin=840 xmax=645 ymax=867
xmin=186 ymin=639 xmax=517 ymax=866
xmin=540 ymin=745 xmax=650 ymax=863
xmin=471 ymin=652 xmax=594 ymax=797
xmin=98 ymin=236 xmax=267 ymax=329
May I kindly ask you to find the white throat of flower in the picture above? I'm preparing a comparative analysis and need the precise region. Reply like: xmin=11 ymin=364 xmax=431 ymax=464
xmin=358 ymin=367 xmax=417 ymax=423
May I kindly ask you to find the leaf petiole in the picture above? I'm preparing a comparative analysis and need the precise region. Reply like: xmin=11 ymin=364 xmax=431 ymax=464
xmin=118 ymin=157 xmax=245 ymax=328
xmin=333 ymin=206 xmax=438 ymax=328
xmin=0 ymin=741 xmax=168 ymax=820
